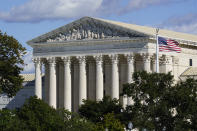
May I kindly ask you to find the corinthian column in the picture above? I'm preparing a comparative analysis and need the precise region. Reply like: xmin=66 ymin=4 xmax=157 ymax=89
xmin=95 ymin=55 xmax=103 ymax=101
xmin=142 ymin=54 xmax=151 ymax=72
xmin=152 ymin=57 xmax=156 ymax=73
xmin=44 ymin=62 xmax=49 ymax=104
xmin=163 ymin=55 xmax=173 ymax=73
xmin=62 ymin=57 xmax=72 ymax=111
xmin=48 ymin=57 xmax=57 ymax=108
xmin=127 ymin=54 xmax=134 ymax=83
xmin=126 ymin=54 xmax=135 ymax=106
xmin=78 ymin=56 xmax=87 ymax=106
xmin=110 ymin=54 xmax=119 ymax=99
xmin=34 ymin=58 xmax=42 ymax=99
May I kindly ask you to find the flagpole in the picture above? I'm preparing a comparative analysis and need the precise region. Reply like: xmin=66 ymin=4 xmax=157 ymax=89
xmin=156 ymin=28 xmax=159 ymax=73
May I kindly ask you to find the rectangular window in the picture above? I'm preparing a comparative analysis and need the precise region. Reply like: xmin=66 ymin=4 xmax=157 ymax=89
xmin=189 ymin=59 xmax=192 ymax=66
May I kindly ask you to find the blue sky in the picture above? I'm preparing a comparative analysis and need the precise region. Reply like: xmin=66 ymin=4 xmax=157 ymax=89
xmin=0 ymin=0 xmax=197 ymax=73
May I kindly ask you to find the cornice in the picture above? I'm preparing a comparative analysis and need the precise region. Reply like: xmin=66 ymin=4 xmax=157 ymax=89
xmin=149 ymin=37 xmax=197 ymax=48
xmin=30 ymin=37 xmax=149 ymax=48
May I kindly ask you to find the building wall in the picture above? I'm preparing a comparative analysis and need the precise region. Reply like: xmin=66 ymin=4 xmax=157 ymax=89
xmin=148 ymin=42 xmax=197 ymax=81
xmin=176 ymin=48 xmax=197 ymax=81
xmin=2 ymin=42 xmax=197 ymax=110
xmin=0 ymin=86 xmax=34 ymax=109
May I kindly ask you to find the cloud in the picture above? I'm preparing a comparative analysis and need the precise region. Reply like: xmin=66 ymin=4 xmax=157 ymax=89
xmin=169 ymin=23 xmax=197 ymax=35
xmin=161 ymin=13 xmax=197 ymax=26
xmin=159 ymin=13 xmax=197 ymax=35
xmin=97 ymin=0 xmax=121 ymax=15
xmin=0 ymin=0 xmax=103 ymax=22
xmin=0 ymin=0 xmax=191 ymax=22
xmin=119 ymin=0 xmax=189 ymax=14
xmin=22 ymin=50 xmax=34 ymax=74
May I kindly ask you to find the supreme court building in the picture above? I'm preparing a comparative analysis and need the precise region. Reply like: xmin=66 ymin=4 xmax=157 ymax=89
xmin=27 ymin=17 xmax=197 ymax=112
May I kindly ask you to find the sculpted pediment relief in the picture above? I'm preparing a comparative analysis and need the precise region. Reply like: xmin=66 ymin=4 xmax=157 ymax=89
xmin=29 ymin=17 xmax=148 ymax=43
xmin=47 ymin=26 xmax=122 ymax=42
xmin=46 ymin=24 xmax=138 ymax=42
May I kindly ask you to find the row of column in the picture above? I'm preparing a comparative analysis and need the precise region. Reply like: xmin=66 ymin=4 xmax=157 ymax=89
xmin=34 ymin=53 xmax=172 ymax=110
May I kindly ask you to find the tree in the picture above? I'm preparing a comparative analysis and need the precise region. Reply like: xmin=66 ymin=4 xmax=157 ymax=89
xmin=122 ymin=71 xmax=197 ymax=131
xmin=0 ymin=96 xmax=97 ymax=131
xmin=172 ymin=78 xmax=197 ymax=130
xmin=0 ymin=31 xmax=26 ymax=97
xmin=78 ymin=96 xmax=123 ymax=123
xmin=61 ymin=110 xmax=96 ymax=131
xmin=95 ymin=113 xmax=125 ymax=131
xmin=0 ymin=109 xmax=22 ymax=131
xmin=16 ymin=96 xmax=65 ymax=131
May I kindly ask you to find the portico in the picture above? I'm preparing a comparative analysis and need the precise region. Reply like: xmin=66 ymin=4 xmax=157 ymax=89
xmin=28 ymin=17 xmax=197 ymax=111
xmin=33 ymin=53 xmax=172 ymax=111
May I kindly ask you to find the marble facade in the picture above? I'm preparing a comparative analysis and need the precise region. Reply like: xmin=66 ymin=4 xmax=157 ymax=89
xmin=27 ymin=17 xmax=197 ymax=111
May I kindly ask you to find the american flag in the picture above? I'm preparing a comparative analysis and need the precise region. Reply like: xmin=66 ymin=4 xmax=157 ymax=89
xmin=158 ymin=36 xmax=181 ymax=53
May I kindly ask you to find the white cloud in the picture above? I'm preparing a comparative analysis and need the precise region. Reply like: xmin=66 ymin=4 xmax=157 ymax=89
xmin=119 ymin=0 xmax=188 ymax=14
xmin=0 ymin=0 xmax=190 ymax=22
xmin=159 ymin=13 xmax=197 ymax=35
xmin=0 ymin=0 xmax=102 ymax=22
xmin=128 ymin=0 xmax=162 ymax=9
xmin=167 ymin=23 xmax=197 ymax=35
xmin=22 ymin=50 xmax=34 ymax=74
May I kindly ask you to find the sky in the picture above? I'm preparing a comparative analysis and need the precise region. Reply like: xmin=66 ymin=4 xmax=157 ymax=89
xmin=0 ymin=0 xmax=197 ymax=73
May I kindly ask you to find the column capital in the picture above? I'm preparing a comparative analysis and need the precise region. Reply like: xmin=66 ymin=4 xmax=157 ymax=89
xmin=61 ymin=56 xmax=71 ymax=64
xmin=142 ymin=53 xmax=152 ymax=72
xmin=33 ymin=57 xmax=41 ymax=64
xmin=47 ymin=57 xmax=56 ymax=66
xmin=125 ymin=53 xmax=134 ymax=63
xmin=151 ymin=54 xmax=156 ymax=62
xmin=151 ymin=54 xmax=163 ymax=63
xmin=94 ymin=55 xmax=103 ymax=64
xmin=77 ymin=56 xmax=86 ymax=64
xmin=110 ymin=54 xmax=119 ymax=64
xmin=163 ymin=55 xmax=172 ymax=64
xmin=141 ymin=53 xmax=152 ymax=62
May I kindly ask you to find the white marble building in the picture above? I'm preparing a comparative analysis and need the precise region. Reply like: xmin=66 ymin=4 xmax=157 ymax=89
xmin=0 ymin=74 xmax=37 ymax=109
xmin=27 ymin=17 xmax=197 ymax=112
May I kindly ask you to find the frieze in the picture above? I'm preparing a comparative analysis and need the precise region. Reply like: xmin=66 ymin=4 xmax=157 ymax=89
xmin=34 ymin=42 xmax=147 ymax=55
xmin=39 ymin=21 xmax=145 ymax=43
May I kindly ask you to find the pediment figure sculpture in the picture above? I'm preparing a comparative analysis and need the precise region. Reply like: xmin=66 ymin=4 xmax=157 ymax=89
xmin=29 ymin=17 xmax=148 ymax=43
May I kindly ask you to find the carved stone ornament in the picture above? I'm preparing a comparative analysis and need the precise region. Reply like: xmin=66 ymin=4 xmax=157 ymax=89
xmin=61 ymin=56 xmax=71 ymax=64
xmin=33 ymin=57 xmax=41 ymax=64
xmin=142 ymin=54 xmax=151 ymax=62
xmin=110 ymin=54 xmax=119 ymax=64
xmin=94 ymin=55 xmax=103 ymax=63
xmin=77 ymin=56 xmax=86 ymax=64
xmin=47 ymin=57 xmax=56 ymax=65
xmin=43 ymin=21 xmax=139 ymax=43
xmin=125 ymin=53 xmax=134 ymax=63
xmin=164 ymin=56 xmax=172 ymax=64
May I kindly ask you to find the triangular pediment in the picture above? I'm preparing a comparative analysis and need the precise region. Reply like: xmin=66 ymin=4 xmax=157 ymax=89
xmin=27 ymin=17 xmax=150 ymax=44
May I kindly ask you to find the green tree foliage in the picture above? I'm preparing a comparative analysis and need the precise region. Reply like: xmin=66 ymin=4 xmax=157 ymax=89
xmin=95 ymin=113 xmax=125 ymax=131
xmin=78 ymin=96 xmax=123 ymax=123
xmin=16 ymin=96 xmax=65 ymax=131
xmin=59 ymin=109 xmax=96 ymax=131
xmin=172 ymin=78 xmax=197 ymax=130
xmin=0 ymin=96 xmax=96 ymax=131
xmin=0 ymin=31 xmax=26 ymax=97
xmin=122 ymin=71 xmax=197 ymax=131
xmin=0 ymin=109 xmax=23 ymax=131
